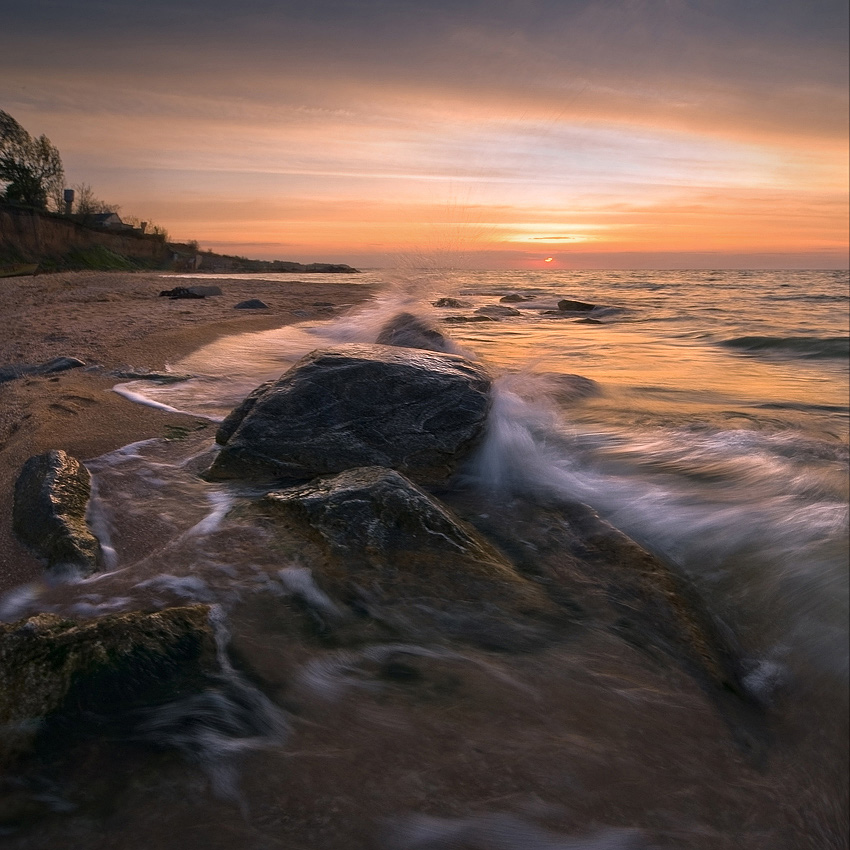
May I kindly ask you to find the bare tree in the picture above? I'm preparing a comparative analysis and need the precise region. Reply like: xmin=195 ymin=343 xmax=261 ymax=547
xmin=0 ymin=110 xmax=65 ymax=210
xmin=73 ymin=182 xmax=120 ymax=218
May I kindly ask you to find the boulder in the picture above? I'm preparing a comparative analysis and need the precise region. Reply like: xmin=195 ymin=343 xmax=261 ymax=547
xmin=13 ymin=450 xmax=101 ymax=574
xmin=557 ymin=298 xmax=596 ymax=311
xmin=475 ymin=305 xmax=521 ymax=318
xmin=262 ymin=467 xmax=558 ymax=649
xmin=499 ymin=294 xmax=533 ymax=303
xmin=207 ymin=344 xmax=492 ymax=485
xmin=234 ymin=299 xmax=269 ymax=309
xmin=374 ymin=311 xmax=454 ymax=353
xmin=0 ymin=605 xmax=217 ymax=761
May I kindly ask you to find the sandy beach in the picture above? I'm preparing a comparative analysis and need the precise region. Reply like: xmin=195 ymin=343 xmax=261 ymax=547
xmin=0 ymin=270 xmax=374 ymax=592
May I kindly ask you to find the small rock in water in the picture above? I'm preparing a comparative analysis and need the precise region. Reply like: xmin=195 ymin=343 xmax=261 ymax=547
xmin=441 ymin=315 xmax=496 ymax=323
xmin=234 ymin=299 xmax=269 ymax=309
xmin=499 ymin=293 xmax=533 ymax=303
xmin=13 ymin=449 xmax=101 ymax=574
xmin=557 ymin=298 xmax=596 ymax=311
xmin=432 ymin=297 xmax=471 ymax=308
xmin=208 ymin=344 xmax=492 ymax=485
xmin=375 ymin=311 xmax=454 ymax=353
xmin=475 ymin=305 xmax=521 ymax=318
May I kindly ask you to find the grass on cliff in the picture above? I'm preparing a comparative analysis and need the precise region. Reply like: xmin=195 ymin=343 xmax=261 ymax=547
xmin=40 ymin=246 xmax=167 ymax=272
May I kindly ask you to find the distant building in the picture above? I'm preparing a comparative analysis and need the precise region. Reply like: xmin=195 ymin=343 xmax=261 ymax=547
xmin=71 ymin=212 xmax=135 ymax=231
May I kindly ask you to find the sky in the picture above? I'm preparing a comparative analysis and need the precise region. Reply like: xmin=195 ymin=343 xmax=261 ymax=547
xmin=1 ymin=0 xmax=847 ymax=269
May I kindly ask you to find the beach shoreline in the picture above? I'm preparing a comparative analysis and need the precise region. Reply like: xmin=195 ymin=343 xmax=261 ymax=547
xmin=0 ymin=270 xmax=375 ymax=593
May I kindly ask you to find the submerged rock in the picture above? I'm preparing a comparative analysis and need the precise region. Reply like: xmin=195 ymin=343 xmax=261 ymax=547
xmin=0 ymin=605 xmax=217 ymax=762
xmin=234 ymin=299 xmax=269 ymax=309
xmin=499 ymin=293 xmax=534 ymax=303
xmin=375 ymin=311 xmax=454 ymax=353
xmin=475 ymin=305 xmax=521 ymax=318
xmin=441 ymin=315 xmax=496 ymax=323
xmin=262 ymin=467 xmax=559 ymax=649
xmin=208 ymin=344 xmax=492 ymax=485
xmin=13 ymin=450 xmax=101 ymax=574
xmin=557 ymin=298 xmax=596 ymax=311
xmin=432 ymin=297 xmax=471 ymax=308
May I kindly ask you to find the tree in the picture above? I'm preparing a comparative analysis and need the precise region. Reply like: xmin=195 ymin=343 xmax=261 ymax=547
xmin=0 ymin=110 xmax=65 ymax=210
xmin=73 ymin=182 xmax=120 ymax=218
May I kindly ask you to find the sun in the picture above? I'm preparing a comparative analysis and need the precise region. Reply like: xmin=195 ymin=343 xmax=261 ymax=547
xmin=544 ymin=257 xmax=554 ymax=263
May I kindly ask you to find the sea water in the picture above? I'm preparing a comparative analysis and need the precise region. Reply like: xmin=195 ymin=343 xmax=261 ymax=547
xmin=114 ymin=268 xmax=849 ymax=684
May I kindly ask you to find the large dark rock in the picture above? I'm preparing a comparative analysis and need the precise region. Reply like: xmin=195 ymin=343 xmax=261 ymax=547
xmin=262 ymin=467 xmax=559 ymax=649
xmin=208 ymin=344 xmax=492 ymax=485
xmin=13 ymin=450 xmax=101 ymax=574
xmin=0 ymin=605 xmax=217 ymax=762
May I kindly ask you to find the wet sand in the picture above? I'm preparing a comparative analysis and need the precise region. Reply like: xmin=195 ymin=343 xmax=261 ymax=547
xmin=0 ymin=270 xmax=374 ymax=592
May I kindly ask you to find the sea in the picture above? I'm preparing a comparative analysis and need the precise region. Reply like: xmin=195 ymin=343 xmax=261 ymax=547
xmin=3 ymin=267 xmax=848 ymax=848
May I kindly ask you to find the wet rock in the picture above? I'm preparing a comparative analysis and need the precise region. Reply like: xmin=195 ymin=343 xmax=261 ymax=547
xmin=432 ymin=297 xmax=471 ymax=308
xmin=510 ymin=372 xmax=601 ymax=404
xmin=13 ymin=450 xmax=101 ymax=574
xmin=441 ymin=315 xmax=496 ymax=323
xmin=0 ymin=357 xmax=86 ymax=384
xmin=262 ymin=467 xmax=559 ymax=649
xmin=0 ymin=605 xmax=218 ymax=762
xmin=215 ymin=380 xmax=275 ymax=445
xmin=475 ymin=305 xmax=521 ymax=318
xmin=499 ymin=293 xmax=534 ymax=303
xmin=442 ymin=491 xmax=766 ymax=750
xmin=234 ymin=299 xmax=269 ymax=309
xmin=207 ymin=344 xmax=492 ymax=485
xmin=375 ymin=311 xmax=454 ymax=353
xmin=558 ymin=298 xmax=596 ymax=311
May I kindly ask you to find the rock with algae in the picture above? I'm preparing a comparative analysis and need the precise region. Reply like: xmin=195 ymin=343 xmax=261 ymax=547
xmin=0 ymin=604 xmax=217 ymax=763
xmin=13 ymin=449 xmax=102 ymax=574
xmin=262 ymin=466 xmax=561 ymax=649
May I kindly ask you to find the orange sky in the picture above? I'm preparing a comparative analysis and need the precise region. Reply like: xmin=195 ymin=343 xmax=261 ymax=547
xmin=2 ymin=0 xmax=847 ymax=268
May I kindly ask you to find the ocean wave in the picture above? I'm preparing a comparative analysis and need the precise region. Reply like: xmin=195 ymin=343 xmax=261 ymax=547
xmin=719 ymin=335 xmax=850 ymax=359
